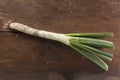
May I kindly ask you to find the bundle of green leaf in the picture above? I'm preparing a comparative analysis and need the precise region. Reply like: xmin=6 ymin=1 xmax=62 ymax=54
xmin=10 ymin=22 xmax=114 ymax=71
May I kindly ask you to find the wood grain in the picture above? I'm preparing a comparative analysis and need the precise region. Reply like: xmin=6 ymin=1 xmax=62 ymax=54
xmin=0 ymin=0 xmax=119 ymax=80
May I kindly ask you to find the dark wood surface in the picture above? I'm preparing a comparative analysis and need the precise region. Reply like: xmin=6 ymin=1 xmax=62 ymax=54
xmin=0 ymin=0 xmax=119 ymax=80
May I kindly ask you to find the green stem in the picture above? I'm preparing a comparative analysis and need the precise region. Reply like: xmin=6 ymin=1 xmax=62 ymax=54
xmin=65 ymin=32 xmax=113 ymax=38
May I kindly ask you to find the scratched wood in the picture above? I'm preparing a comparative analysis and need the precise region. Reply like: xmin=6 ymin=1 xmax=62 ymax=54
xmin=0 ymin=0 xmax=119 ymax=80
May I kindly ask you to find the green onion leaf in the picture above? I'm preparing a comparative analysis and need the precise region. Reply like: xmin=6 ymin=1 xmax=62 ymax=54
xmin=70 ymin=38 xmax=114 ymax=49
xmin=65 ymin=32 xmax=113 ymax=38
xmin=70 ymin=42 xmax=109 ymax=71
xmin=72 ymin=43 xmax=113 ymax=61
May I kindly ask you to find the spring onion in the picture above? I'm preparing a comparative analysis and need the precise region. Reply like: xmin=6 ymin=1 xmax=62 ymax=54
xmin=9 ymin=22 xmax=114 ymax=71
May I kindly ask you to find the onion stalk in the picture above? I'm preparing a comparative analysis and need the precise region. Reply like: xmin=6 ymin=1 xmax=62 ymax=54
xmin=9 ymin=22 xmax=114 ymax=71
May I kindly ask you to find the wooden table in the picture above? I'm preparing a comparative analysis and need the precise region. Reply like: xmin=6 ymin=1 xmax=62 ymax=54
xmin=0 ymin=0 xmax=119 ymax=80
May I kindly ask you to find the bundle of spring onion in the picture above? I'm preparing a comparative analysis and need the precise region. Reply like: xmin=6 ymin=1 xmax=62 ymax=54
xmin=9 ymin=22 xmax=114 ymax=71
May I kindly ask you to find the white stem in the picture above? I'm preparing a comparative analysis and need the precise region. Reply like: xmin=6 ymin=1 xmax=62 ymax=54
xmin=10 ymin=22 xmax=70 ymax=45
